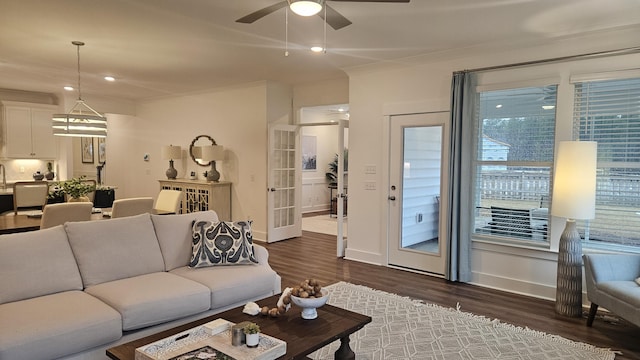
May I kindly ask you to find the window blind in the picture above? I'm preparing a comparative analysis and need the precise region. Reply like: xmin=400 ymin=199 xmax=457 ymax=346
xmin=573 ymin=78 xmax=640 ymax=248
xmin=473 ymin=85 xmax=557 ymax=242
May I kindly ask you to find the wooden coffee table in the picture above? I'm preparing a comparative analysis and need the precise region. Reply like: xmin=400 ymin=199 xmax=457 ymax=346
xmin=106 ymin=294 xmax=371 ymax=360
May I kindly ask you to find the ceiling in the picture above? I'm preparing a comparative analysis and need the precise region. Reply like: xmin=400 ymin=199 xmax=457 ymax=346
xmin=1 ymin=0 xmax=640 ymax=102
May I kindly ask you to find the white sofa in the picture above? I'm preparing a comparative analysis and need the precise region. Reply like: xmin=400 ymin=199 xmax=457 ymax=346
xmin=0 ymin=211 xmax=281 ymax=359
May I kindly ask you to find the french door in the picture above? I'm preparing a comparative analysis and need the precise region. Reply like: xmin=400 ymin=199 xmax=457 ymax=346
xmin=388 ymin=112 xmax=450 ymax=275
xmin=267 ymin=125 xmax=301 ymax=242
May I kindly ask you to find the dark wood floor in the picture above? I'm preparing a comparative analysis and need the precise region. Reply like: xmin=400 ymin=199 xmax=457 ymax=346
xmin=263 ymin=230 xmax=640 ymax=360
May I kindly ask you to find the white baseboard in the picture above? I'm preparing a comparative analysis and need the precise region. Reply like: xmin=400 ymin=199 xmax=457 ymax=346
xmin=470 ymin=271 xmax=589 ymax=305
xmin=252 ymin=230 xmax=267 ymax=243
xmin=344 ymin=248 xmax=383 ymax=265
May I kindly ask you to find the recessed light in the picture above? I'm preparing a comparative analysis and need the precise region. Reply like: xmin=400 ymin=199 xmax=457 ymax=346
xmin=310 ymin=46 xmax=324 ymax=53
xmin=63 ymin=86 xmax=74 ymax=91
xmin=104 ymin=76 xmax=115 ymax=82
xmin=495 ymin=104 xmax=503 ymax=109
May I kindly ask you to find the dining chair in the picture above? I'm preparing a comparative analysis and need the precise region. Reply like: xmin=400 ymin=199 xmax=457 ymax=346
xmin=40 ymin=202 xmax=93 ymax=229
xmin=12 ymin=181 xmax=49 ymax=215
xmin=153 ymin=189 xmax=182 ymax=215
xmin=110 ymin=197 xmax=154 ymax=218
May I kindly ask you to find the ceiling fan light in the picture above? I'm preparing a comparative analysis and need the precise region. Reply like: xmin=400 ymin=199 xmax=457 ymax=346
xmin=290 ymin=0 xmax=322 ymax=16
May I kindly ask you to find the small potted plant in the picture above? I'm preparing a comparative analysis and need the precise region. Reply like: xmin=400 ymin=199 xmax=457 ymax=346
xmin=60 ymin=176 xmax=95 ymax=202
xmin=243 ymin=322 xmax=260 ymax=348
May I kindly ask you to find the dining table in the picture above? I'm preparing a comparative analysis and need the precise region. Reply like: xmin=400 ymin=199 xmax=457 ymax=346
xmin=0 ymin=211 xmax=108 ymax=235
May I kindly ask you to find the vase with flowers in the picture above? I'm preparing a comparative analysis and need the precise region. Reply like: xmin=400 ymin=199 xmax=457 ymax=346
xmin=45 ymin=162 xmax=55 ymax=180
xmin=59 ymin=176 xmax=95 ymax=202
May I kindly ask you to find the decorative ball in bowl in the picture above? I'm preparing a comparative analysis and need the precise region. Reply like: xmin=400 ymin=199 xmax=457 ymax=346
xmin=290 ymin=289 xmax=328 ymax=320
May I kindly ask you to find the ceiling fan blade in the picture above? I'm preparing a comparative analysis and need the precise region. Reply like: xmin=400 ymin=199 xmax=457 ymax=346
xmin=330 ymin=0 xmax=410 ymax=2
xmin=236 ymin=1 xmax=288 ymax=24
xmin=319 ymin=4 xmax=352 ymax=30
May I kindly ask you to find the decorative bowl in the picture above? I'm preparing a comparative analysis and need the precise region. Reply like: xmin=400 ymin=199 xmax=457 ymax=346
xmin=290 ymin=289 xmax=328 ymax=319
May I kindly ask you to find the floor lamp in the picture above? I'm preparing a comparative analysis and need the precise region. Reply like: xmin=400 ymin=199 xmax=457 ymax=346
xmin=551 ymin=141 xmax=597 ymax=317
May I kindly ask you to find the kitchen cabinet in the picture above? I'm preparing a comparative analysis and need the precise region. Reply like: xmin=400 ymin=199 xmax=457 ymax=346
xmin=158 ymin=179 xmax=231 ymax=221
xmin=1 ymin=101 xmax=57 ymax=159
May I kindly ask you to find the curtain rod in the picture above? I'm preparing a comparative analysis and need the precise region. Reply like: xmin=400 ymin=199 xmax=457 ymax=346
xmin=458 ymin=46 xmax=640 ymax=74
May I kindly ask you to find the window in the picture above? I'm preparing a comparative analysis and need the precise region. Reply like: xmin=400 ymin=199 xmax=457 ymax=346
xmin=573 ymin=77 xmax=640 ymax=249
xmin=472 ymin=85 xmax=557 ymax=243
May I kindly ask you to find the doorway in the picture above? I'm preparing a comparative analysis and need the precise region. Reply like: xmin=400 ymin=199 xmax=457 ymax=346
xmin=388 ymin=112 xmax=450 ymax=275
xmin=298 ymin=104 xmax=349 ymax=255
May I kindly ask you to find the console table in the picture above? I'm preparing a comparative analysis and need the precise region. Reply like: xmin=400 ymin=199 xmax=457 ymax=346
xmin=158 ymin=179 xmax=231 ymax=221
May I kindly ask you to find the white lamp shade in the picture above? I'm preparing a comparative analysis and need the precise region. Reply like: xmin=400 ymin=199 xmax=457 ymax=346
xmin=200 ymin=145 xmax=224 ymax=161
xmin=551 ymin=141 xmax=597 ymax=220
xmin=290 ymin=0 xmax=322 ymax=16
xmin=162 ymin=145 xmax=182 ymax=160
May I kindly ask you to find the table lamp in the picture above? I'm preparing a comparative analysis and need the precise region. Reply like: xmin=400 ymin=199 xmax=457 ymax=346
xmin=551 ymin=140 xmax=597 ymax=317
xmin=200 ymin=145 xmax=224 ymax=182
xmin=162 ymin=145 xmax=182 ymax=180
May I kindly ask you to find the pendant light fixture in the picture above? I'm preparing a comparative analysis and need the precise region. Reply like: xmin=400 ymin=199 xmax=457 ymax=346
xmin=52 ymin=41 xmax=107 ymax=138
xmin=289 ymin=0 xmax=323 ymax=16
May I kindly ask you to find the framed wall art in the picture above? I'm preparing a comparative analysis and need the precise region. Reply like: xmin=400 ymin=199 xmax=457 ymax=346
xmin=301 ymin=135 xmax=317 ymax=171
xmin=97 ymin=137 xmax=106 ymax=163
xmin=81 ymin=137 xmax=94 ymax=163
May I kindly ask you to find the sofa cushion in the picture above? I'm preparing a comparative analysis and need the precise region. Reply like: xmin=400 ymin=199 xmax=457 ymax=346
xmin=65 ymin=213 xmax=165 ymax=287
xmin=85 ymin=272 xmax=211 ymax=331
xmin=151 ymin=210 xmax=219 ymax=271
xmin=0 ymin=225 xmax=83 ymax=304
xmin=0 ymin=290 xmax=122 ymax=360
xmin=190 ymin=220 xmax=258 ymax=268
xmin=598 ymin=281 xmax=640 ymax=308
xmin=172 ymin=261 xmax=279 ymax=309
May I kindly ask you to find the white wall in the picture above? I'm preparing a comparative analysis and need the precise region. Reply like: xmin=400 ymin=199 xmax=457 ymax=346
xmin=344 ymin=27 xmax=640 ymax=301
xmin=105 ymin=82 xmax=273 ymax=240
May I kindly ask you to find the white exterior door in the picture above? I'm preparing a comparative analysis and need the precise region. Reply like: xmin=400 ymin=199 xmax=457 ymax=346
xmin=388 ymin=112 xmax=450 ymax=275
xmin=267 ymin=124 xmax=302 ymax=242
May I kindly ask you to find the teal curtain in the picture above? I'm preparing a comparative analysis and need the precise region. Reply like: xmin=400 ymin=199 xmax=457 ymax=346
xmin=446 ymin=71 xmax=476 ymax=282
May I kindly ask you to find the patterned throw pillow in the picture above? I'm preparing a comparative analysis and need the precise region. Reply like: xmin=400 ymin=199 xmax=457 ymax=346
xmin=189 ymin=220 xmax=258 ymax=268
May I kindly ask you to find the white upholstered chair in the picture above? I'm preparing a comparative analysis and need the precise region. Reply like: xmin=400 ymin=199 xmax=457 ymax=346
xmin=110 ymin=197 xmax=154 ymax=218
xmin=40 ymin=202 xmax=93 ymax=229
xmin=153 ymin=189 xmax=182 ymax=215
xmin=12 ymin=181 xmax=49 ymax=215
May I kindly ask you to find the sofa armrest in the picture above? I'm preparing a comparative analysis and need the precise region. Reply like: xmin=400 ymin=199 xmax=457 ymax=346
xmin=253 ymin=244 xmax=269 ymax=265
xmin=583 ymin=254 xmax=640 ymax=285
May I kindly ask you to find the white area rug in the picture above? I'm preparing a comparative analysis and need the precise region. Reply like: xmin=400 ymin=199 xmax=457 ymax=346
xmin=302 ymin=215 xmax=347 ymax=237
xmin=310 ymin=282 xmax=616 ymax=360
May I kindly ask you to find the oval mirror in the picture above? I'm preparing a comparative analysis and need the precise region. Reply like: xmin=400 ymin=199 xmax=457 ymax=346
xmin=189 ymin=135 xmax=216 ymax=167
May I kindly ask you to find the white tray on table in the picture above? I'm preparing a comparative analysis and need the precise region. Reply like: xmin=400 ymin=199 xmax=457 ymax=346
xmin=135 ymin=319 xmax=286 ymax=360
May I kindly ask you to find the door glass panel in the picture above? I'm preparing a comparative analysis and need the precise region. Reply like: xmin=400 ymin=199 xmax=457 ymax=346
xmin=401 ymin=126 xmax=442 ymax=254
xmin=272 ymin=129 xmax=296 ymax=229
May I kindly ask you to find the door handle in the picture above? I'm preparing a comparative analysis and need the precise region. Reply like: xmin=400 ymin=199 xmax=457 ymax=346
xmin=268 ymin=188 xmax=276 ymax=192
xmin=388 ymin=196 xmax=396 ymax=201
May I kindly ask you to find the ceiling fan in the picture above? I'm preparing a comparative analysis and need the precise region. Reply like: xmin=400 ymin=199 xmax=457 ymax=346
xmin=236 ymin=0 xmax=410 ymax=30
